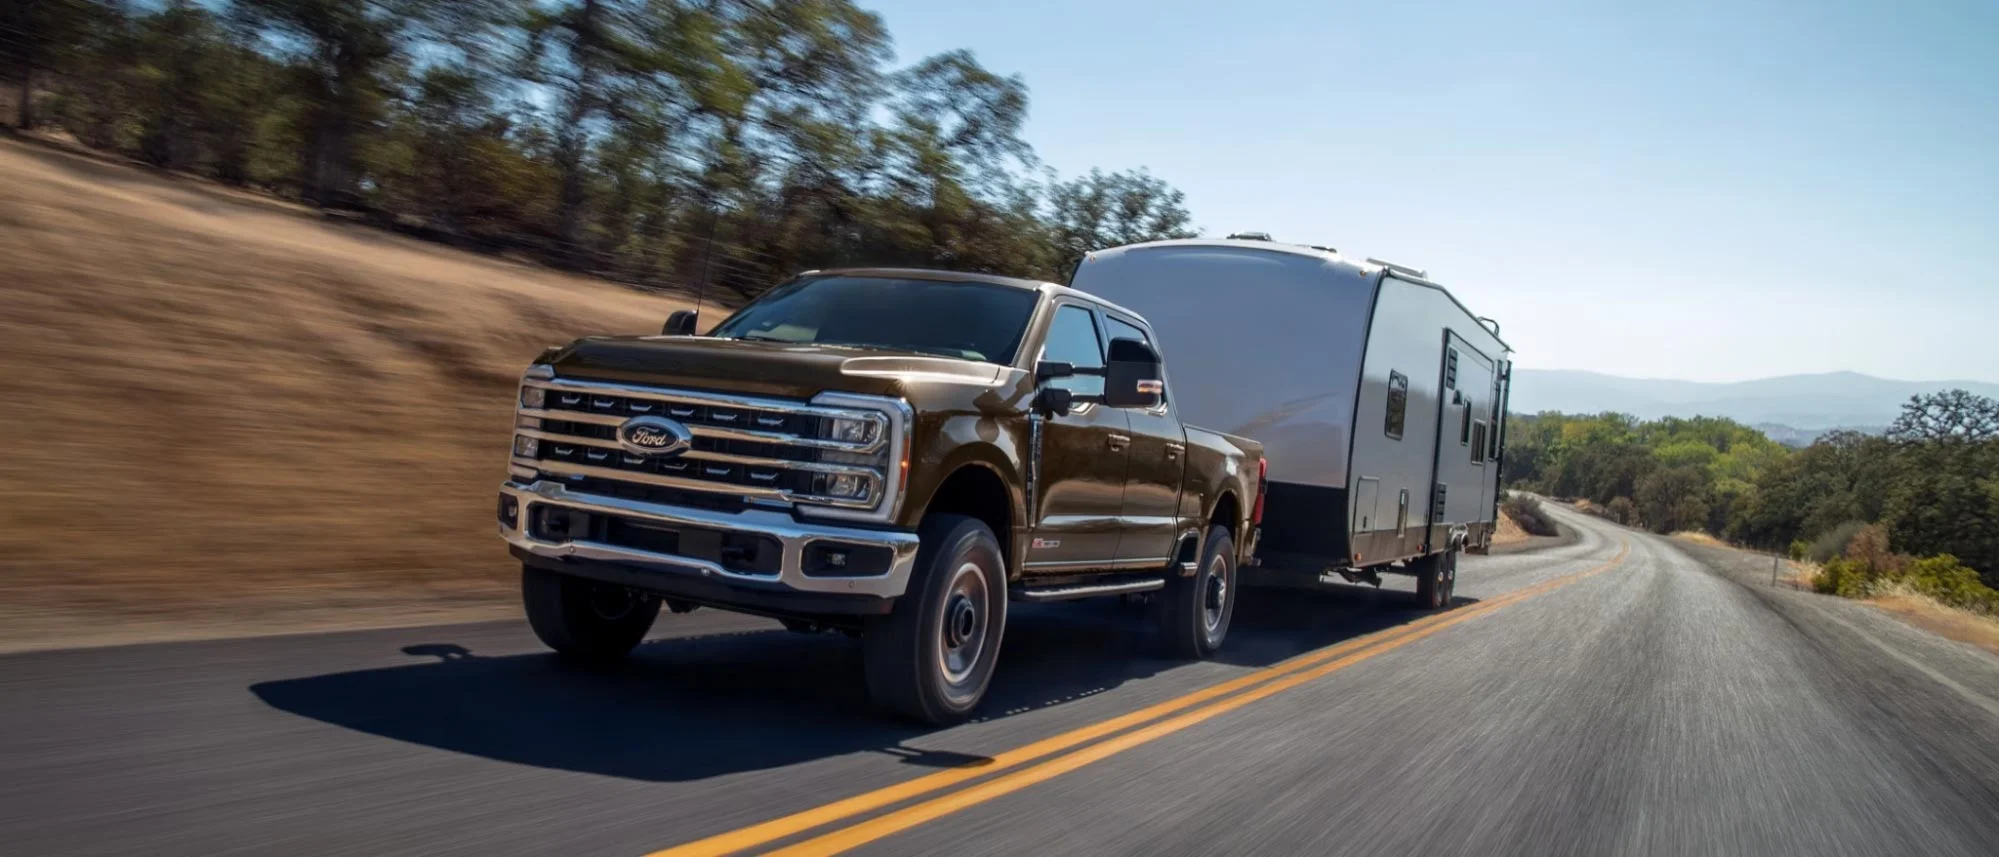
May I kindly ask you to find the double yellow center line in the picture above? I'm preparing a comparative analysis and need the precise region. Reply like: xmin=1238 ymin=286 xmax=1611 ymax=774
xmin=651 ymin=541 xmax=1630 ymax=857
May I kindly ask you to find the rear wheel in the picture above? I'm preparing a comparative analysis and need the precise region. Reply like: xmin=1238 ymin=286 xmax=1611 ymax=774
xmin=1157 ymin=525 xmax=1237 ymax=659
xmin=521 ymin=565 xmax=661 ymax=662
xmin=863 ymin=515 xmax=1008 ymax=725
xmin=1413 ymin=548 xmax=1459 ymax=610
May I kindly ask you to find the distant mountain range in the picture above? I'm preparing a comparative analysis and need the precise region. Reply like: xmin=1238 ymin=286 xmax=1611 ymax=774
xmin=1510 ymin=370 xmax=1999 ymax=441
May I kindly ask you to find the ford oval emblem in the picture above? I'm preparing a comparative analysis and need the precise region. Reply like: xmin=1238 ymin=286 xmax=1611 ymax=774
xmin=616 ymin=415 xmax=693 ymax=457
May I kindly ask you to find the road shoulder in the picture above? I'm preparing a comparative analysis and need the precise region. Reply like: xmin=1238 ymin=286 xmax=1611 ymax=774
xmin=1669 ymin=537 xmax=1999 ymax=706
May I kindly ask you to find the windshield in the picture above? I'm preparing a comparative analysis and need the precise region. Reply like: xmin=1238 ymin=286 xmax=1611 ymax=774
xmin=709 ymin=276 xmax=1040 ymax=364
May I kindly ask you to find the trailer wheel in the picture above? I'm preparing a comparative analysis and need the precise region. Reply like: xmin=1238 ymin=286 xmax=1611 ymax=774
xmin=521 ymin=565 xmax=660 ymax=662
xmin=1413 ymin=548 xmax=1458 ymax=610
xmin=863 ymin=514 xmax=1007 ymax=725
xmin=1157 ymin=525 xmax=1237 ymax=659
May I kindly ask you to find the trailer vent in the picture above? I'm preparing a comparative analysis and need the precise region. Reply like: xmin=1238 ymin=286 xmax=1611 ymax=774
xmin=1432 ymin=484 xmax=1448 ymax=523
xmin=1226 ymin=232 xmax=1273 ymax=241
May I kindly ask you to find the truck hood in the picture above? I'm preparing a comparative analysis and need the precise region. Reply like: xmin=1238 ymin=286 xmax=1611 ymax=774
xmin=543 ymin=335 xmax=1014 ymax=401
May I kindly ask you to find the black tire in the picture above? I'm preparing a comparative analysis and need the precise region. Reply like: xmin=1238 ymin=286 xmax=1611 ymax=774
xmin=1157 ymin=525 xmax=1237 ymax=659
xmin=521 ymin=564 xmax=660 ymax=662
xmin=863 ymin=515 xmax=1007 ymax=725
xmin=1413 ymin=548 xmax=1459 ymax=610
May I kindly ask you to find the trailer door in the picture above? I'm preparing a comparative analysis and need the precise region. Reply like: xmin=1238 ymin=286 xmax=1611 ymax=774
xmin=1426 ymin=333 xmax=1497 ymax=547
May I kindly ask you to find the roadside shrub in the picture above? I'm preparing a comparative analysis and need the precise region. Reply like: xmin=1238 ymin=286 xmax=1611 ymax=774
xmin=1605 ymin=496 xmax=1637 ymax=526
xmin=1900 ymin=555 xmax=1999 ymax=614
xmin=1789 ymin=540 xmax=1809 ymax=562
xmin=1810 ymin=538 xmax=1997 ymax=613
xmin=1844 ymin=524 xmax=1905 ymax=576
xmin=1503 ymin=495 xmax=1560 ymax=537
xmin=1805 ymin=521 xmax=1869 ymax=564
xmin=1816 ymin=557 xmax=1871 ymax=598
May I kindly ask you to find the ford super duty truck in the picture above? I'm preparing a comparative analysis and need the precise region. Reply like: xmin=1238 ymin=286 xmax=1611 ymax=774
xmin=497 ymin=268 xmax=1264 ymax=723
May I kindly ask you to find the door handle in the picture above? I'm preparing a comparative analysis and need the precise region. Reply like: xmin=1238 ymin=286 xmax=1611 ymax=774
xmin=1106 ymin=433 xmax=1131 ymax=451
xmin=1164 ymin=442 xmax=1184 ymax=459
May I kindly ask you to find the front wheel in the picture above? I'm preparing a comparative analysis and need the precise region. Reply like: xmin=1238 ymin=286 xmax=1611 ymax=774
xmin=863 ymin=515 xmax=1008 ymax=725
xmin=522 ymin=565 xmax=661 ymax=661
xmin=1157 ymin=525 xmax=1237 ymax=659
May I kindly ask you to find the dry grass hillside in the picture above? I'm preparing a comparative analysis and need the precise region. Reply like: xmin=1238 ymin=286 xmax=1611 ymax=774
xmin=0 ymin=137 xmax=688 ymax=640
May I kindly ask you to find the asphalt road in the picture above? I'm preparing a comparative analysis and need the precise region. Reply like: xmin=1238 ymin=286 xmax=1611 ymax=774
xmin=6 ymin=504 xmax=1999 ymax=857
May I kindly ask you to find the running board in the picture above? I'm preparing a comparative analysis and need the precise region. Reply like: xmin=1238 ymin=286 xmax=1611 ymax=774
xmin=1012 ymin=578 xmax=1166 ymax=602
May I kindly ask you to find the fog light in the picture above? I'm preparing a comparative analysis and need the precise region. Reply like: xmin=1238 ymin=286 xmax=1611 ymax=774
xmin=823 ymin=416 xmax=878 ymax=445
xmin=521 ymin=386 xmax=545 ymax=409
xmin=514 ymin=435 xmax=539 ymax=457
xmin=830 ymin=473 xmax=867 ymax=499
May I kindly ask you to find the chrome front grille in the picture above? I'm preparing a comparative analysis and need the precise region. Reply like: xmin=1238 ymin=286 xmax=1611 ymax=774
xmin=513 ymin=377 xmax=890 ymax=510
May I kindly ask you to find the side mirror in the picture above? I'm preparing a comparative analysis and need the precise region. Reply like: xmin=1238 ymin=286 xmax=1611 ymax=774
xmin=1103 ymin=337 xmax=1163 ymax=409
xmin=662 ymin=310 xmax=698 ymax=336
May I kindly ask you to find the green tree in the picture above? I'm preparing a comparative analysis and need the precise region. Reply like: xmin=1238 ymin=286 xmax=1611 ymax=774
xmin=1887 ymin=389 xmax=1999 ymax=443
xmin=236 ymin=0 xmax=418 ymax=206
xmin=1636 ymin=464 xmax=1711 ymax=533
xmin=1046 ymin=168 xmax=1196 ymax=277
xmin=2 ymin=0 xmax=103 ymax=129
xmin=1880 ymin=439 xmax=1999 ymax=587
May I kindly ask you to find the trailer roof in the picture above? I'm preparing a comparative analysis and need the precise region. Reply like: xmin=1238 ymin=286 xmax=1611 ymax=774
xmin=802 ymin=267 xmax=1053 ymax=291
xmin=799 ymin=266 xmax=1150 ymax=326
xmin=1091 ymin=238 xmax=1511 ymax=352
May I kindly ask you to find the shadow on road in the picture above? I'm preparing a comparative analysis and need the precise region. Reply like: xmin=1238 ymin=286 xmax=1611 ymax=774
xmin=251 ymin=584 xmax=1469 ymax=782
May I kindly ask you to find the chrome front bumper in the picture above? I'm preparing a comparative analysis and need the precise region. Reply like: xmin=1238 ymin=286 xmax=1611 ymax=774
xmin=499 ymin=480 xmax=921 ymax=598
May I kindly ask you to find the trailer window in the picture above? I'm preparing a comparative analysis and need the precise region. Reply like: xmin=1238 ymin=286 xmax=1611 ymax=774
xmin=1471 ymin=421 xmax=1488 ymax=464
xmin=1459 ymin=396 xmax=1473 ymax=446
xmin=1385 ymin=371 xmax=1408 ymax=440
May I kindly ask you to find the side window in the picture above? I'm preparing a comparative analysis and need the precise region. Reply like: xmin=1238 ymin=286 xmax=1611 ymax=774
xmin=1105 ymin=316 xmax=1150 ymax=348
xmin=1384 ymin=371 xmax=1408 ymax=440
xmin=1459 ymin=395 xmax=1473 ymax=445
xmin=1105 ymin=316 xmax=1163 ymax=404
xmin=1471 ymin=421 xmax=1488 ymax=464
xmin=1042 ymin=305 xmax=1104 ymax=398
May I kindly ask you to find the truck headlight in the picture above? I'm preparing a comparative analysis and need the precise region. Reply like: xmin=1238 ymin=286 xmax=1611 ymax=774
xmin=801 ymin=394 xmax=909 ymax=523
xmin=514 ymin=435 xmax=539 ymax=458
xmin=823 ymin=415 xmax=879 ymax=443
xmin=521 ymin=385 xmax=546 ymax=409
xmin=822 ymin=416 xmax=880 ymax=445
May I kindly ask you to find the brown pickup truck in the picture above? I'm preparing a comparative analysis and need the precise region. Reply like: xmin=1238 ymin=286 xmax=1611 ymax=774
xmin=497 ymin=269 xmax=1264 ymax=722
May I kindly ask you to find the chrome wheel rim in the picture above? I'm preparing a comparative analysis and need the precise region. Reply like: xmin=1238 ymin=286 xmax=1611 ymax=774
xmin=938 ymin=561 xmax=989 ymax=686
xmin=1201 ymin=554 xmax=1231 ymax=638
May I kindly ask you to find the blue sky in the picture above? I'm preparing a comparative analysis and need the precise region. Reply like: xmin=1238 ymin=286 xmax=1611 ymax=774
xmin=861 ymin=0 xmax=1998 ymax=383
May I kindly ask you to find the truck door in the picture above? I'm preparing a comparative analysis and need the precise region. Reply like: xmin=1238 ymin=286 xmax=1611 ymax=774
xmin=1026 ymin=302 xmax=1131 ymax=572
xmin=1102 ymin=313 xmax=1184 ymax=565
